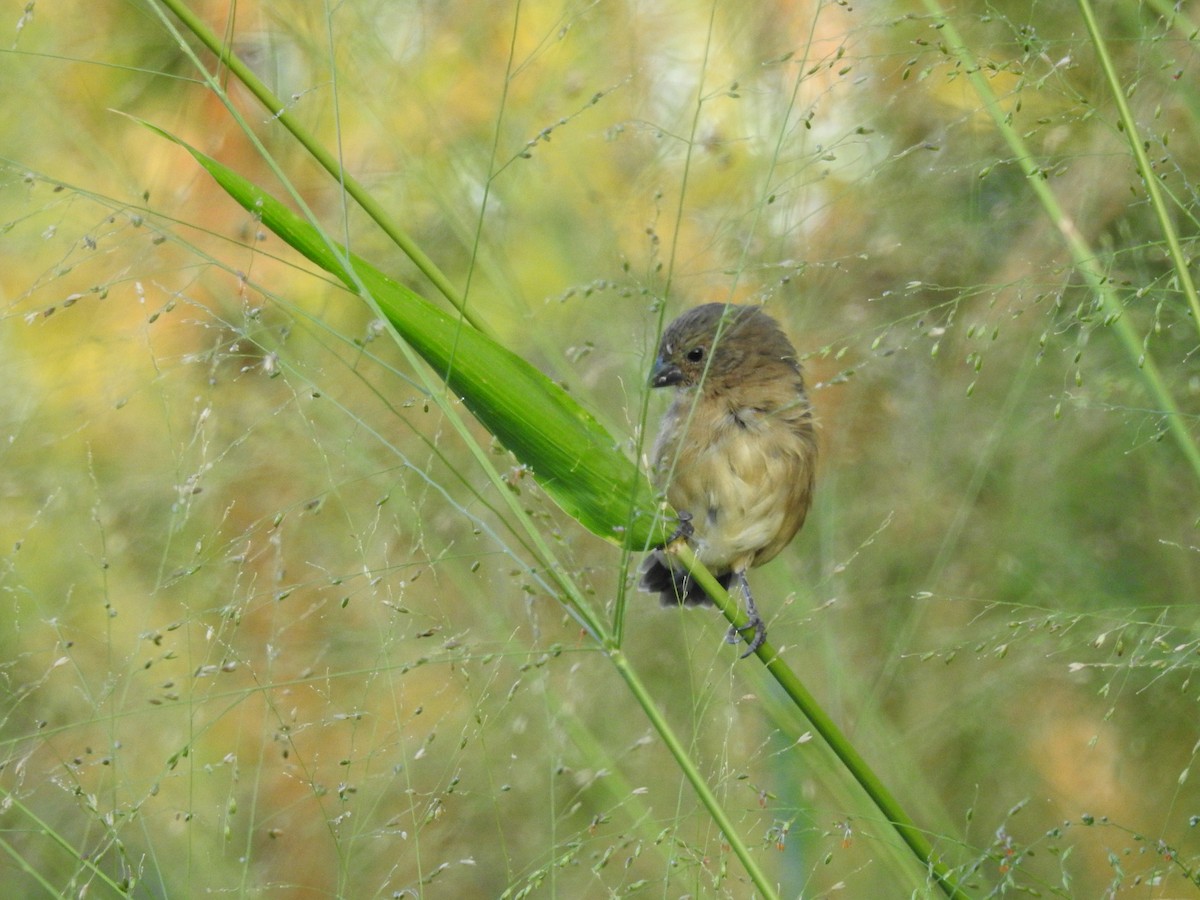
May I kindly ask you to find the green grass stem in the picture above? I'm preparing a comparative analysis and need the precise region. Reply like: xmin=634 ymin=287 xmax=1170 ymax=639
xmin=1075 ymin=0 xmax=1200 ymax=335
xmin=921 ymin=0 xmax=1200 ymax=487
xmin=0 ymin=788 xmax=129 ymax=897
xmin=675 ymin=544 xmax=972 ymax=899
xmin=145 ymin=4 xmax=789 ymax=889
xmin=153 ymin=0 xmax=490 ymax=336
xmin=602 ymin=644 xmax=780 ymax=898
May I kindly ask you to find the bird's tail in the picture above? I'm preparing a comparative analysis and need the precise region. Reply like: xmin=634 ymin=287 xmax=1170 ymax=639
xmin=638 ymin=551 xmax=733 ymax=607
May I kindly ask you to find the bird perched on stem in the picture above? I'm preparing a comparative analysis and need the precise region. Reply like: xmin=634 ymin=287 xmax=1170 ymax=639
xmin=639 ymin=303 xmax=816 ymax=656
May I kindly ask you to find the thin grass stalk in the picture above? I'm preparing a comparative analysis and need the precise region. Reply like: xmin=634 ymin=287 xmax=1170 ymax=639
xmin=673 ymin=544 xmax=972 ymax=900
xmin=0 ymin=836 xmax=74 ymax=897
xmin=135 ymin=31 xmax=570 ymax=595
xmin=612 ymin=0 xmax=722 ymax=648
xmin=137 ymin=4 xmax=617 ymax=639
xmin=1075 ymin=0 xmax=1200 ymax=334
xmin=603 ymin=646 xmax=780 ymax=898
xmin=147 ymin=1 xmax=784 ymax=889
xmin=1143 ymin=0 xmax=1199 ymax=37
xmin=920 ymin=0 xmax=1200 ymax=487
xmin=421 ymin=408 xmax=778 ymax=892
xmin=0 ymin=788 xmax=128 ymax=895
xmin=152 ymin=0 xmax=491 ymax=337
xmin=550 ymin=689 xmax=679 ymax=867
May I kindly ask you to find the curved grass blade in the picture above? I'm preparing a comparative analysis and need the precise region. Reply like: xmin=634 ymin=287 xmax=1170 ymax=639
xmin=144 ymin=124 xmax=668 ymax=551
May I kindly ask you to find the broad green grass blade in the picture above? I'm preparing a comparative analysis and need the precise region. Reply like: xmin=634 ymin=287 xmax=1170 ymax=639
xmin=145 ymin=125 xmax=667 ymax=550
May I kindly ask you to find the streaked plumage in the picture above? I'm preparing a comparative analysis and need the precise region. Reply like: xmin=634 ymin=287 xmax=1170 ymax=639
xmin=639 ymin=303 xmax=816 ymax=655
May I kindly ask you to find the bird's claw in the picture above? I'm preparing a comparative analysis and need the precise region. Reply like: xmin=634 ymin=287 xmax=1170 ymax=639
xmin=725 ymin=616 xmax=766 ymax=658
xmin=725 ymin=572 xmax=766 ymax=658
xmin=665 ymin=510 xmax=694 ymax=546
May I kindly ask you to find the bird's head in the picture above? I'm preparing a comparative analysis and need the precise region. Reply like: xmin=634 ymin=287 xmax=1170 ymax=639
xmin=649 ymin=303 xmax=797 ymax=391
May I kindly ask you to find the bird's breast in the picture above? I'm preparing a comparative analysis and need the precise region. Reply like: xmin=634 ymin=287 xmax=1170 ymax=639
xmin=654 ymin=398 xmax=813 ymax=572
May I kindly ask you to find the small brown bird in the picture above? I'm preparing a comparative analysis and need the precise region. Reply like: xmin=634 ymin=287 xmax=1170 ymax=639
xmin=639 ymin=303 xmax=816 ymax=656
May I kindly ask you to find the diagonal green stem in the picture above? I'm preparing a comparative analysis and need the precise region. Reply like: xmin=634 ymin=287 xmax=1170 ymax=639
xmin=150 ymin=4 xmax=780 ymax=890
xmin=1075 ymin=0 xmax=1200 ymax=335
xmin=0 ymin=787 xmax=128 ymax=895
xmin=674 ymin=544 xmax=971 ymax=899
xmin=154 ymin=0 xmax=492 ymax=336
xmin=603 ymin=643 xmax=780 ymax=898
xmin=920 ymin=0 xmax=1200 ymax=487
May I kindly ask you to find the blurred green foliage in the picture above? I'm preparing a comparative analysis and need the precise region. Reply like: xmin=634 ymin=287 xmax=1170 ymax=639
xmin=1 ymin=0 xmax=1199 ymax=896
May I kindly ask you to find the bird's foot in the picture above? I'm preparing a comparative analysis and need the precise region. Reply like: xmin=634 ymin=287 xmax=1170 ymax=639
xmin=724 ymin=616 xmax=766 ymax=658
xmin=665 ymin=510 xmax=694 ymax=546
xmin=723 ymin=573 xmax=766 ymax=658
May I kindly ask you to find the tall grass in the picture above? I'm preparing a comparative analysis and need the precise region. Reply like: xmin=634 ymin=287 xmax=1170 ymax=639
xmin=1 ymin=1 xmax=1198 ymax=896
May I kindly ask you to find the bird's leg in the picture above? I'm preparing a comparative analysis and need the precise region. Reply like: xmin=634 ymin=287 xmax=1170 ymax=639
xmin=724 ymin=571 xmax=766 ymax=658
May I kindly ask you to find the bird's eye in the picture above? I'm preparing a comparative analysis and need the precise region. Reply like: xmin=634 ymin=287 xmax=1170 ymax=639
xmin=686 ymin=346 xmax=705 ymax=362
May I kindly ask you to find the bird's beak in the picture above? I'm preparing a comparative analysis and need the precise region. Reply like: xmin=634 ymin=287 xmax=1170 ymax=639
xmin=649 ymin=356 xmax=683 ymax=388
